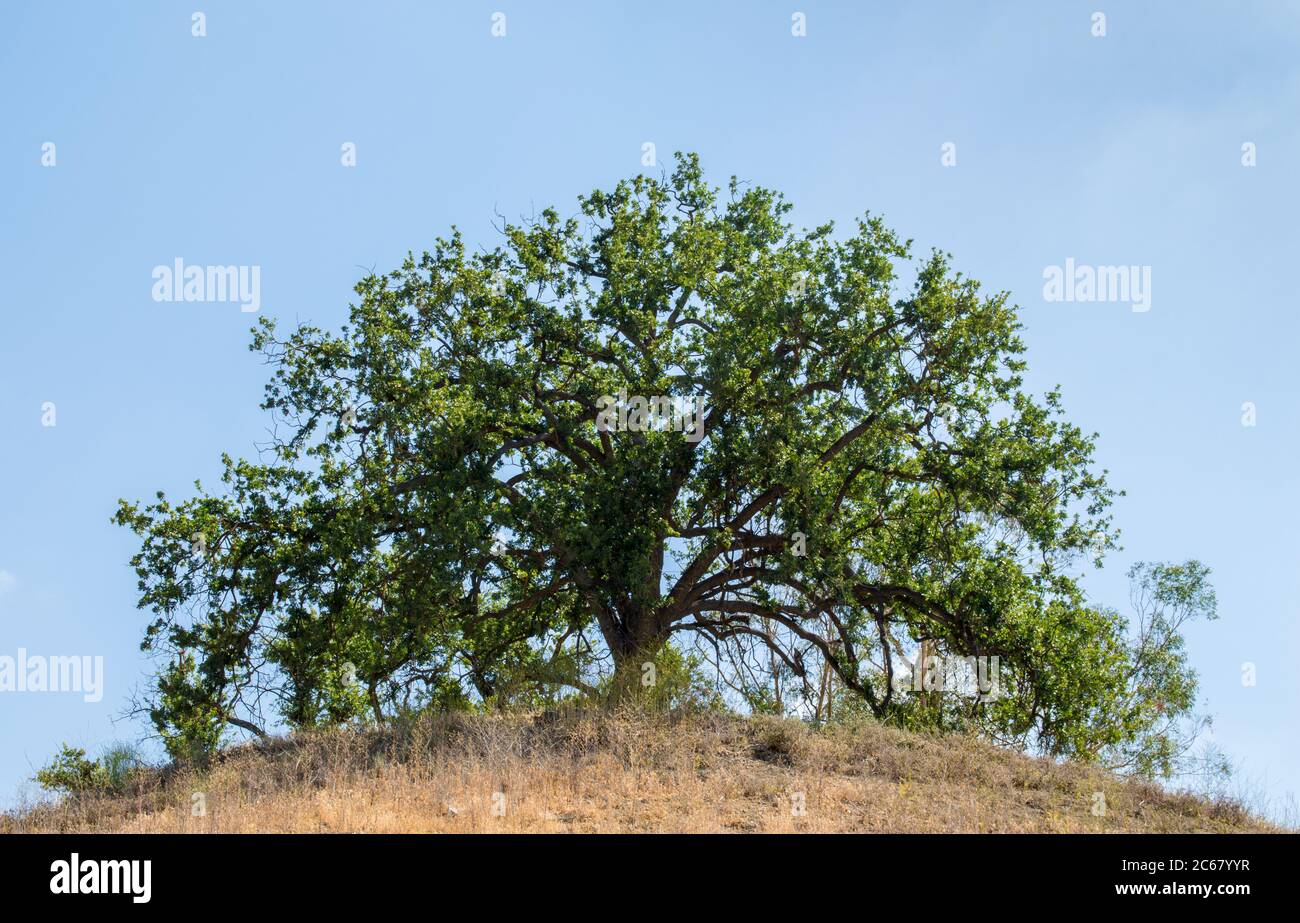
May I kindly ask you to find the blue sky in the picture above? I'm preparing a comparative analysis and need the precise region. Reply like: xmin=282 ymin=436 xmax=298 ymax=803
xmin=2 ymin=1 xmax=1297 ymax=815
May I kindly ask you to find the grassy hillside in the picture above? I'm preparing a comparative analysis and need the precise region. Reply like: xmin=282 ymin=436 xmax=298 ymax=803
xmin=4 ymin=711 xmax=1274 ymax=833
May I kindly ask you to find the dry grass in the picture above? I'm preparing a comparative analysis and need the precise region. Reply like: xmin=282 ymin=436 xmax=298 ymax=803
xmin=3 ymin=710 xmax=1275 ymax=833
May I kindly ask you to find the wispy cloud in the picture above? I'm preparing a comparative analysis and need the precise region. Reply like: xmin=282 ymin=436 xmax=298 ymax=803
xmin=0 ymin=570 xmax=16 ymax=594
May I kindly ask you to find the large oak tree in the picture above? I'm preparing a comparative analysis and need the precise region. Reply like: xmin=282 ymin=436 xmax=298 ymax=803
xmin=117 ymin=155 xmax=1209 ymax=772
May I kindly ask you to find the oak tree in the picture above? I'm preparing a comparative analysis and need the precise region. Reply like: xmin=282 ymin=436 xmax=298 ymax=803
xmin=116 ymin=155 xmax=1209 ymax=773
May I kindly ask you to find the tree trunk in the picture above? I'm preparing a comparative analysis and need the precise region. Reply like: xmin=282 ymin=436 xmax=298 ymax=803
xmin=607 ymin=612 xmax=669 ymax=707
xmin=918 ymin=638 xmax=936 ymax=722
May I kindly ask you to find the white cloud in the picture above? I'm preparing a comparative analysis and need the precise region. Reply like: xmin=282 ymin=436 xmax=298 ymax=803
xmin=0 ymin=570 xmax=15 ymax=594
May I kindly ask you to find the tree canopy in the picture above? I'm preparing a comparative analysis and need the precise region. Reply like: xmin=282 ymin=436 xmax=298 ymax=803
xmin=115 ymin=154 xmax=1215 ymax=776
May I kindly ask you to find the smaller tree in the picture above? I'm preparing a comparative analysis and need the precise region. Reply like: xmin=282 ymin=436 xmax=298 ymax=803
xmin=805 ymin=559 xmax=1221 ymax=781
xmin=1098 ymin=560 xmax=1223 ymax=779
xmin=938 ymin=559 xmax=1221 ymax=779
xmin=35 ymin=745 xmax=105 ymax=794
xmin=35 ymin=743 xmax=144 ymax=795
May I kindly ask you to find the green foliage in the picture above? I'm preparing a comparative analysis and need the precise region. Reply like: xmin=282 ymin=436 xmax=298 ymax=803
xmin=596 ymin=642 xmax=723 ymax=712
xmin=35 ymin=745 xmax=103 ymax=794
xmin=98 ymin=743 xmax=144 ymax=790
xmin=1096 ymin=560 xmax=1220 ymax=777
xmin=826 ymin=558 xmax=1221 ymax=779
xmin=113 ymin=153 xmax=1213 ymax=777
xmin=150 ymin=653 xmax=227 ymax=765
xmin=36 ymin=743 xmax=143 ymax=796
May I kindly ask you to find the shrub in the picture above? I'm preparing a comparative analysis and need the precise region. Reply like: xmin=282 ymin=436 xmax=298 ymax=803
xmin=36 ymin=742 xmax=144 ymax=796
